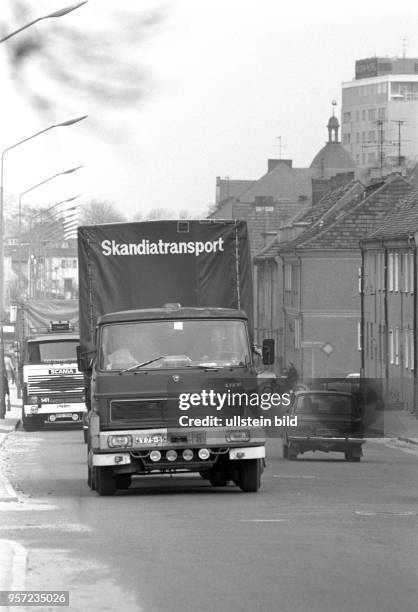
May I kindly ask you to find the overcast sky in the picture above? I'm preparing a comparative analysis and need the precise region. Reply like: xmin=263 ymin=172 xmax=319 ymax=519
xmin=1 ymin=0 xmax=417 ymax=220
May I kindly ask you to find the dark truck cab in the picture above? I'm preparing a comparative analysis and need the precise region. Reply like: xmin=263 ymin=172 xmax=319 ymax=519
xmin=81 ymin=306 xmax=269 ymax=494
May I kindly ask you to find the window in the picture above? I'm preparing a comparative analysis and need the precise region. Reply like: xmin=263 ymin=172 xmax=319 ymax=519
xmin=362 ymin=131 xmax=367 ymax=142
xmin=389 ymin=328 xmax=394 ymax=364
xmin=285 ymin=263 xmax=292 ymax=291
xmin=362 ymin=110 xmax=366 ymax=121
xmin=343 ymin=134 xmax=351 ymax=145
xmin=403 ymin=253 xmax=409 ymax=292
xmin=395 ymin=327 xmax=399 ymax=365
xmin=294 ymin=319 xmax=301 ymax=349
xmin=410 ymin=330 xmax=414 ymax=370
xmin=368 ymin=131 xmax=375 ymax=142
xmin=409 ymin=253 xmax=414 ymax=292
xmin=388 ymin=253 xmax=394 ymax=291
xmin=368 ymin=109 xmax=376 ymax=120
xmin=404 ymin=329 xmax=409 ymax=369
xmin=370 ymin=323 xmax=374 ymax=360
xmin=378 ymin=107 xmax=386 ymax=120
xmin=343 ymin=112 xmax=351 ymax=123
xmin=356 ymin=132 xmax=360 ymax=143
xmin=394 ymin=253 xmax=399 ymax=291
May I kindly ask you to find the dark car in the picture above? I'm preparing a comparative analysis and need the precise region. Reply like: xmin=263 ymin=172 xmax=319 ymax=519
xmin=282 ymin=390 xmax=364 ymax=461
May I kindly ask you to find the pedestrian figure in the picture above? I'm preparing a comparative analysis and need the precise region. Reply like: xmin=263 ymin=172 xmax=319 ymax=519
xmin=4 ymin=354 xmax=15 ymax=411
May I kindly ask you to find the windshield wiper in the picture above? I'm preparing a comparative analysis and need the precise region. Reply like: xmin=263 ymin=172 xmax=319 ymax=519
xmin=121 ymin=356 xmax=166 ymax=372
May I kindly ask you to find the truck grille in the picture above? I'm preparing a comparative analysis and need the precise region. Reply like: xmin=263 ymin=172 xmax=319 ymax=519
xmin=27 ymin=373 xmax=85 ymax=402
xmin=110 ymin=399 xmax=177 ymax=428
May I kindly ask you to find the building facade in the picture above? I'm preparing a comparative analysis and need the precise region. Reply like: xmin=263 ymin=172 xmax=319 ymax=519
xmin=361 ymin=188 xmax=418 ymax=412
xmin=341 ymin=57 xmax=418 ymax=173
xmin=254 ymin=175 xmax=413 ymax=378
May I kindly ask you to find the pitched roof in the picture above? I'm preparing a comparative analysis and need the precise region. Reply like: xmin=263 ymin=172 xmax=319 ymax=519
xmin=365 ymin=188 xmax=418 ymax=241
xmin=255 ymin=175 xmax=413 ymax=258
xmin=238 ymin=161 xmax=314 ymax=203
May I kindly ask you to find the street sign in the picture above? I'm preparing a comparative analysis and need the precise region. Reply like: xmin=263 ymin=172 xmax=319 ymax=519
xmin=321 ymin=342 xmax=335 ymax=356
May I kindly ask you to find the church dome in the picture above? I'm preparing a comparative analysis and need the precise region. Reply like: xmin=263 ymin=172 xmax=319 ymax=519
xmin=310 ymin=142 xmax=356 ymax=171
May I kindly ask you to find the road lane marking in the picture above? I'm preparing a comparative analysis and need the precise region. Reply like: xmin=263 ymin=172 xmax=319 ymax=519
xmin=272 ymin=475 xmax=318 ymax=479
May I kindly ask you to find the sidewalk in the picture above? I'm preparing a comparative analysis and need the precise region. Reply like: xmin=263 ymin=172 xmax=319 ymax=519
xmin=373 ymin=408 xmax=418 ymax=445
xmin=0 ymin=386 xmax=21 ymax=449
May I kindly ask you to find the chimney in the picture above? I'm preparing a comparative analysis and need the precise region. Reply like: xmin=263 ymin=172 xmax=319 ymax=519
xmin=268 ymin=159 xmax=293 ymax=172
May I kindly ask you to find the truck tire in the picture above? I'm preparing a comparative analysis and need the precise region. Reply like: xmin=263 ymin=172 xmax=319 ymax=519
xmin=208 ymin=471 xmax=229 ymax=487
xmin=288 ymin=444 xmax=298 ymax=460
xmin=282 ymin=435 xmax=289 ymax=459
xmin=83 ymin=429 xmax=88 ymax=444
xmin=87 ymin=465 xmax=96 ymax=490
xmin=115 ymin=474 xmax=132 ymax=489
xmin=22 ymin=413 xmax=39 ymax=432
xmin=238 ymin=459 xmax=261 ymax=492
xmin=95 ymin=467 xmax=116 ymax=496
xmin=345 ymin=448 xmax=361 ymax=462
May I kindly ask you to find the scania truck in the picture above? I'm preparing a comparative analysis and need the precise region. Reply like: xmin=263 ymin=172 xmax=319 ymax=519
xmin=78 ymin=220 xmax=275 ymax=495
xmin=16 ymin=299 xmax=86 ymax=431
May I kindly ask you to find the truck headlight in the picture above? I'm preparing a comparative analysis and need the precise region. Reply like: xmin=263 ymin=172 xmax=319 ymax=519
xmin=107 ymin=435 xmax=133 ymax=448
xmin=225 ymin=430 xmax=250 ymax=442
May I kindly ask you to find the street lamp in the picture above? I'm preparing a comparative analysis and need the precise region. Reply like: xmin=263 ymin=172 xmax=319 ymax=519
xmin=0 ymin=114 xmax=86 ymax=415
xmin=18 ymin=166 xmax=83 ymax=293
xmin=0 ymin=2 xmax=88 ymax=43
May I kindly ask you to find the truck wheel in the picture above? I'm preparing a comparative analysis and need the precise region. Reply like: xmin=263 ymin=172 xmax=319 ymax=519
xmin=87 ymin=464 xmax=95 ymax=489
xmin=22 ymin=414 xmax=39 ymax=432
xmin=238 ymin=459 xmax=261 ymax=492
xmin=115 ymin=474 xmax=132 ymax=489
xmin=95 ymin=467 xmax=116 ymax=496
xmin=288 ymin=444 xmax=298 ymax=460
xmin=208 ymin=472 xmax=228 ymax=487
xmin=83 ymin=429 xmax=88 ymax=444
xmin=345 ymin=448 xmax=361 ymax=462
xmin=282 ymin=436 xmax=289 ymax=459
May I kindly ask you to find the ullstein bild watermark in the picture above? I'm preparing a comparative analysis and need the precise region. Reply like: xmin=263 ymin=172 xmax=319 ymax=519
xmin=178 ymin=390 xmax=292 ymax=411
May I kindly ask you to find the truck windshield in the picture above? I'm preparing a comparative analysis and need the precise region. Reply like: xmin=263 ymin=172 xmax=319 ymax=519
xmin=100 ymin=319 xmax=250 ymax=370
xmin=27 ymin=340 xmax=79 ymax=364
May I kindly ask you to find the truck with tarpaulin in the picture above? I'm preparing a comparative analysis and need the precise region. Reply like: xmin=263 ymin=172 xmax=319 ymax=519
xmin=16 ymin=299 xmax=86 ymax=431
xmin=78 ymin=219 xmax=275 ymax=495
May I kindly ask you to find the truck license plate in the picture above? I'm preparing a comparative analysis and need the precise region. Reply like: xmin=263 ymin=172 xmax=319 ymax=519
xmin=135 ymin=434 xmax=168 ymax=445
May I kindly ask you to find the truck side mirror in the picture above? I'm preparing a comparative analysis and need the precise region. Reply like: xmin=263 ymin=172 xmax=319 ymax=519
xmin=262 ymin=339 xmax=275 ymax=365
xmin=77 ymin=345 xmax=92 ymax=373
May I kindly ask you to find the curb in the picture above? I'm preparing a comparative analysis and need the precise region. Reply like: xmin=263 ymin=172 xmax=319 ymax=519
xmin=0 ymin=418 xmax=20 ymax=502
xmin=0 ymin=539 xmax=28 ymax=593
xmin=397 ymin=436 xmax=418 ymax=446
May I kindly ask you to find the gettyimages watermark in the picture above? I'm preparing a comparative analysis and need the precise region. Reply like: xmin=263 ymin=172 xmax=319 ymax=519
xmin=176 ymin=389 xmax=297 ymax=428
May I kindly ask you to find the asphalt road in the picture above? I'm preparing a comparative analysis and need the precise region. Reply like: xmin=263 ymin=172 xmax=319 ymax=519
xmin=1 ymin=427 xmax=418 ymax=612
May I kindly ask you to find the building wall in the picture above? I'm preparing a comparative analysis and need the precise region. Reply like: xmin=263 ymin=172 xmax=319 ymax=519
xmin=342 ymin=74 xmax=418 ymax=169
xmin=363 ymin=245 xmax=415 ymax=410
xmin=300 ymin=253 xmax=361 ymax=377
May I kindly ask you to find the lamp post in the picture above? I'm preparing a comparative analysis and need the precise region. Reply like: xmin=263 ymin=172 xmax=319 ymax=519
xmin=0 ymin=2 xmax=88 ymax=43
xmin=0 ymin=115 xmax=86 ymax=416
xmin=18 ymin=166 xmax=82 ymax=294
